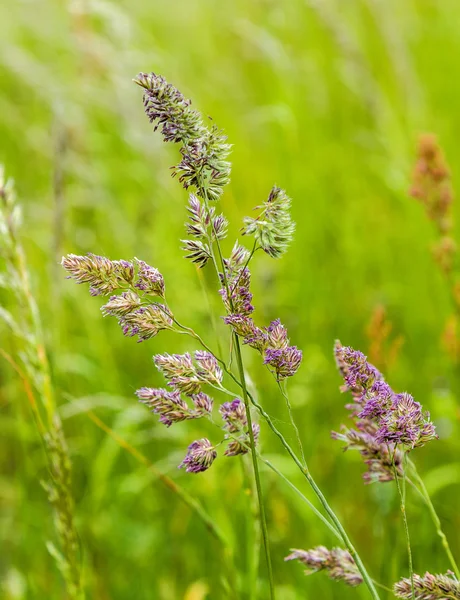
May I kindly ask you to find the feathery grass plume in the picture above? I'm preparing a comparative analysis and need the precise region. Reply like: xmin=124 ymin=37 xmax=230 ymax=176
xmin=243 ymin=186 xmax=295 ymax=258
xmin=134 ymin=72 xmax=231 ymax=201
xmin=394 ymin=571 xmax=460 ymax=599
xmin=285 ymin=546 xmax=363 ymax=587
xmin=1 ymin=168 xmax=83 ymax=598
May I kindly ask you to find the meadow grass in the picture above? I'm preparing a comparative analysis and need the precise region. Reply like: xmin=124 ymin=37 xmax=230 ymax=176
xmin=1 ymin=1 xmax=460 ymax=598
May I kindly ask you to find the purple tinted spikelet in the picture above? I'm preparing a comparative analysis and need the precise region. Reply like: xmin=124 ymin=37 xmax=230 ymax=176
xmin=134 ymin=72 xmax=231 ymax=201
xmin=266 ymin=319 xmax=289 ymax=349
xmin=154 ymin=352 xmax=201 ymax=395
xmin=194 ymin=351 xmax=223 ymax=385
xmin=219 ymin=399 xmax=247 ymax=433
xmin=220 ymin=399 xmax=260 ymax=456
xmin=264 ymin=346 xmax=303 ymax=381
xmin=179 ymin=438 xmax=217 ymax=473
xmin=243 ymin=186 xmax=295 ymax=258
xmin=120 ymin=304 xmax=174 ymax=342
xmin=190 ymin=392 xmax=214 ymax=414
xmin=376 ymin=393 xmax=437 ymax=449
xmin=220 ymin=267 xmax=254 ymax=316
xmin=134 ymin=259 xmax=165 ymax=297
xmin=101 ymin=291 xmax=142 ymax=318
xmin=61 ymin=254 xmax=135 ymax=296
xmin=136 ymin=387 xmax=212 ymax=426
xmin=334 ymin=340 xmax=384 ymax=405
xmin=154 ymin=351 xmax=223 ymax=395
xmin=181 ymin=239 xmax=212 ymax=268
xmin=331 ymin=419 xmax=403 ymax=483
xmin=225 ymin=423 xmax=260 ymax=456
xmin=394 ymin=571 xmax=460 ymax=599
xmin=136 ymin=387 xmax=194 ymax=426
xmin=285 ymin=546 xmax=363 ymax=587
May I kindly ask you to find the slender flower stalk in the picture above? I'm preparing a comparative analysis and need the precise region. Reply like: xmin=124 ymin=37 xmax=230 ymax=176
xmin=204 ymin=189 xmax=276 ymax=599
xmin=408 ymin=460 xmax=460 ymax=579
xmin=393 ymin=454 xmax=415 ymax=600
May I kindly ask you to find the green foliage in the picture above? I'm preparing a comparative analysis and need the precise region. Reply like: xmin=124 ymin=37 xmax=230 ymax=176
xmin=1 ymin=1 xmax=460 ymax=598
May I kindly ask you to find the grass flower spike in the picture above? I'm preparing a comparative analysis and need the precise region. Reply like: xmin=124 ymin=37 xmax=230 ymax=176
xmin=394 ymin=571 xmax=460 ymax=599
xmin=243 ymin=186 xmax=295 ymax=258
xmin=285 ymin=546 xmax=363 ymax=587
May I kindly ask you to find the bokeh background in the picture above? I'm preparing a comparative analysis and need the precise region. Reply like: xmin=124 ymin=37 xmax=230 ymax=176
xmin=1 ymin=0 xmax=460 ymax=598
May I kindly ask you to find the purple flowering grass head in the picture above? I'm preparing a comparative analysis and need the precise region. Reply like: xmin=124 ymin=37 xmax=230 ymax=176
xmin=134 ymin=259 xmax=165 ymax=297
xmin=101 ymin=291 xmax=142 ymax=318
xmin=179 ymin=438 xmax=217 ymax=473
xmin=194 ymin=351 xmax=223 ymax=384
xmin=375 ymin=392 xmax=437 ymax=449
xmin=61 ymin=254 xmax=135 ymax=296
xmin=334 ymin=340 xmax=384 ymax=402
xmin=285 ymin=546 xmax=363 ymax=587
xmin=264 ymin=346 xmax=302 ymax=381
xmin=266 ymin=319 xmax=289 ymax=349
xmin=394 ymin=571 xmax=460 ymax=599
xmin=120 ymin=304 xmax=174 ymax=342
xmin=136 ymin=387 xmax=193 ymax=426
xmin=220 ymin=399 xmax=247 ymax=433
xmin=220 ymin=267 xmax=254 ymax=316
xmin=134 ymin=72 xmax=231 ymax=201
xmin=154 ymin=350 xmax=223 ymax=395
xmin=333 ymin=342 xmax=437 ymax=462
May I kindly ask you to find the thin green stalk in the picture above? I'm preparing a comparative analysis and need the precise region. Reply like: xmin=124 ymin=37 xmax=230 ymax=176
xmin=202 ymin=190 xmax=275 ymax=600
xmin=243 ymin=390 xmax=380 ymax=599
xmin=393 ymin=452 xmax=414 ymax=600
xmin=408 ymin=458 xmax=460 ymax=578
xmin=233 ymin=336 xmax=275 ymax=599
xmin=277 ymin=380 xmax=306 ymax=467
xmin=241 ymin=458 xmax=261 ymax=600
xmin=258 ymin=455 xmax=341 ymax=539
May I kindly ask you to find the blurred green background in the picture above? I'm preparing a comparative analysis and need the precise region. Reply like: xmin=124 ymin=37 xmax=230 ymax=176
xmin=1 ymin=0 xmax=460 ymax=598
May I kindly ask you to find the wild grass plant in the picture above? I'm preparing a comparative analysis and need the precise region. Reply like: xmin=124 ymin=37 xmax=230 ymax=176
xmin=2 ymin=3 xmax=460 ymax=599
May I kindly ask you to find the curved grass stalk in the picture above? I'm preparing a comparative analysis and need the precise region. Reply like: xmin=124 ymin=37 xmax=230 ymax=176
xmin=408 ymin=458 xmax=460 ymax=579
xmin=393 ymin=453 xmax=415 ymax=600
